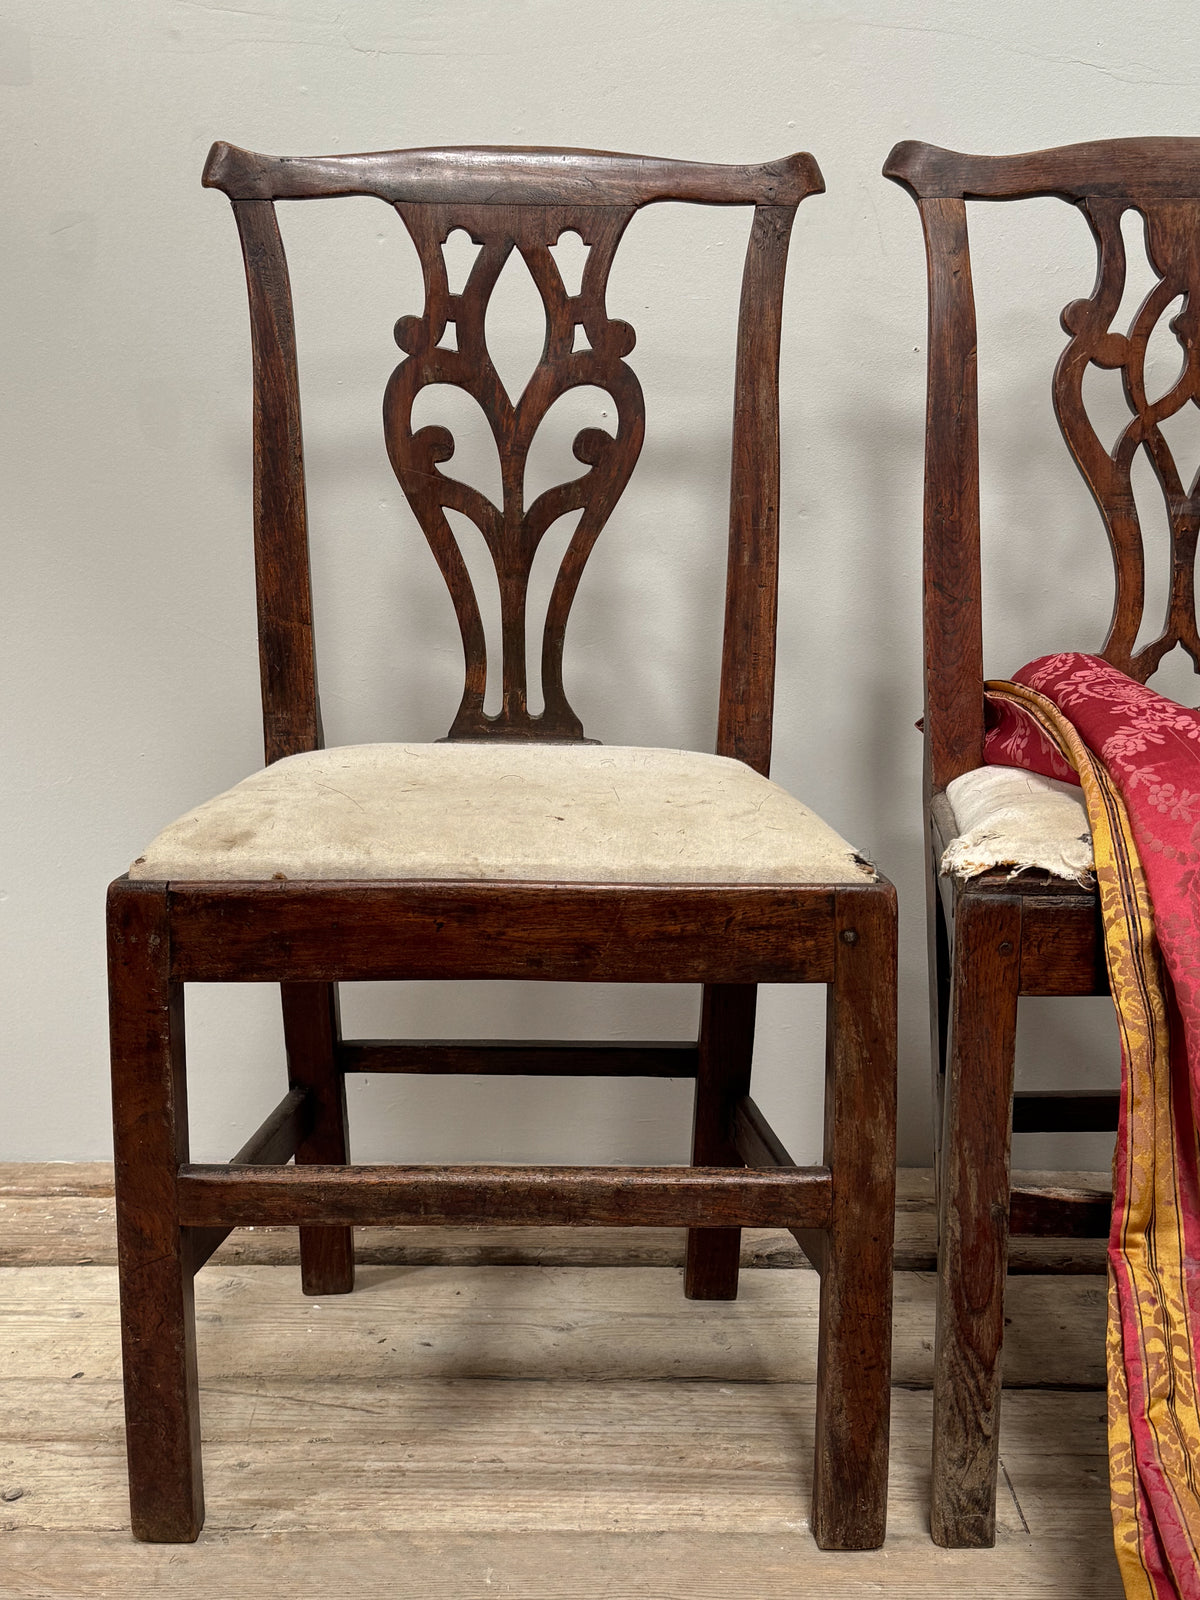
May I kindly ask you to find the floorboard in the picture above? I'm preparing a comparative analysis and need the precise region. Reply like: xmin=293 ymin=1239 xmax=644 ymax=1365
xmin=0 ymin=1165 xmax=1121 ymax=1597
xmin=0 ymin=1165 xmax=1109 ymax=1272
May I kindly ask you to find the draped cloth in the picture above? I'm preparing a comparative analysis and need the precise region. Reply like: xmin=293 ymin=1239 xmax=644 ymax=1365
xmin=982 ymin=654 xmax=1200 ymax=1599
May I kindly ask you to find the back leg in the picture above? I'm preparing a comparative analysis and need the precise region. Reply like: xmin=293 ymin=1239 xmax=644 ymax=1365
xmin=283 ymin=981 xmax=355 ymax=1296
xmin=684 ymin=984 xmax=757 ymax=1300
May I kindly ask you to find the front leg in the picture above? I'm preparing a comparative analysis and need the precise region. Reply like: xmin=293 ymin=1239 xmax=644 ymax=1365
xmin=109 ymin=879 xmax=204 ymax=1542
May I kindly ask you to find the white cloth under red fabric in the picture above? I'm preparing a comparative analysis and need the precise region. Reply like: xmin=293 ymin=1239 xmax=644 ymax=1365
xmin=942 ymin=764 xmax=1094 ymax=884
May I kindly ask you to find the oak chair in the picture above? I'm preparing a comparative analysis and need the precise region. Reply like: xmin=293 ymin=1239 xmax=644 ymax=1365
xmin=107 ymin=141 xmax=898 ymax=1546
xmin=884 ymin=137 xmax=1200 ymax=1547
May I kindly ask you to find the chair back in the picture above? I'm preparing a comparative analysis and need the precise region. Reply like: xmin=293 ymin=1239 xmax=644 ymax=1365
xmin=203 ymin=142 xmax=823 ymax=769
xmin=884 ymin=138 xmax=1200 ymax=791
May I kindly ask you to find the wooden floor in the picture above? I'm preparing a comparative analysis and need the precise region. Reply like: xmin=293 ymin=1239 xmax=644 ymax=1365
xmin=0 ymin=1166 xmax=1121 ymax=1598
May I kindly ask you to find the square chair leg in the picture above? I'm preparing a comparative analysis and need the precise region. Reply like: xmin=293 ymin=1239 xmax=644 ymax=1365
xmin=281 ymin=981 xmax=355 ymax=1296
xmin=812 ymin=884 xmax=897 ymax=1550
xmin=929 ymin=889 xmax=1020 ymax=1547
xmin=108 ymin=880 xmax=203 ymax=1542
xmin=684 ymin=983 xmax=757 ymax=1300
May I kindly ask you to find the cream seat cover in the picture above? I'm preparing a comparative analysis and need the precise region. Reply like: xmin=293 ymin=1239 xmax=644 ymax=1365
xmin=130 ymin=743 xmax=875 ymax=885
xmin=941 ymin=764 xmax=1094 ymax=884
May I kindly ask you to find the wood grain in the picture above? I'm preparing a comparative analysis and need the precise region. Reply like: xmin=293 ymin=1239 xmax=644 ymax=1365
xmin=281 ymin=983 xmax=354 ymax=1296
xmin=0 ymin=1384 xmax=1110 ymax=1537
xmin=230 ymin=199 xmax=322 ymax=765
xmin=166 ymin=881 xmax=838 ymax=984
xmin=0 ymin=1524 xmax=1125 ymax=1600
xmin=915 ymin=195 xmax=984 ymax=795
xmin=107 ymin=882 xmax=203 ymax=1542
xmin=0 ymin=1263 xmax=1108 ymax=1392
xmin=203 ymin=141 xmax=824 ymax=209
xmin=0 ymin=1248 xmax=1118 ymax=1593
xmin=931 ymin=890 xmax=1021 ymax=1548
xmin=812 ymin=884 xmax=897 ymax=1548
xmin=175 ymin=1163 xmax=832 ymax=1231
xmin=684 ymin=984 xmax=757 ymax=1300
xmin=885 ymin=136 xmax=1200 ymax=202
xmin=716 ymin=204 xmax=796 ymax=774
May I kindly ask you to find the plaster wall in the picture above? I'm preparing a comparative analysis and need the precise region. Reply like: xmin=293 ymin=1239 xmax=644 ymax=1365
xmin=4 ymin=0 xmax=1190 ymax=1166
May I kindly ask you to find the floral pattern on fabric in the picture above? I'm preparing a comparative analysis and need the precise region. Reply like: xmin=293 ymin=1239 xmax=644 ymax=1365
xmin=984 ymin=689 xmax=1080 ymax=784
xmin=985 ymin=656 xmax=1200 ymax=1600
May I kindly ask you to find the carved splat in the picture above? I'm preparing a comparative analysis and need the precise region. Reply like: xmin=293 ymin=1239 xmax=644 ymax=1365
xmin=383 ymin=204 xmax=645 ymax=740
xmin=1055 ymin=197 xmax=1200 ymax=681
xmin=204 ymin=140 xmax=822 ymax=765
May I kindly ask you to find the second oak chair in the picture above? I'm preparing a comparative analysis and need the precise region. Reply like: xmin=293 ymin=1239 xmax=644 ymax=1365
xmin=886 ymin=136 xmax=1200 ymax=1546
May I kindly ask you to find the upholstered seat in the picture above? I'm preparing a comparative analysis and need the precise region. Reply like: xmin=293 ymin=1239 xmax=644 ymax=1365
xmin=940 ymin=764 xmax=1093 ymax=884
xmin=130 ymin=743 xmax=875 ymax=885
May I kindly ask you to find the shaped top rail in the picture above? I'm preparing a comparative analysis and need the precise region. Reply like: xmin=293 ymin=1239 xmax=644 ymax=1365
xmin=204 ymin=141 xmax=824 ymax=210
xmin=884 ymin=137 xmax=1200 ymax=203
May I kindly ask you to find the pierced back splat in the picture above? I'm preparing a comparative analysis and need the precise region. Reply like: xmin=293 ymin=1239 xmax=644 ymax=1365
xmin=384 ymin=203 xmax=644 ymax=740
xmin=202 ymin=141 xmax=823 ymax=764
xmin=1055 ymin=198 xmax=1200 ymax=681
xmin=884 ymin=137 xmax=1200 ymax=790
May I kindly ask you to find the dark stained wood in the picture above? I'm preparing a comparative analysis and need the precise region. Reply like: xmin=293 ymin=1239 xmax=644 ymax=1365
xmin=383 ymin=199 xmax=645 ymax=739
xmin=203 ymin=141 xmax=824 ymax=209
xmin=930 ymin=891 xmax=1021 ymax=1549
xmin=166 ymin=881 xmax=839 ymax=985
xmin=214 ymin=143 xmax=819 ymax=745
xmin=684 ymin=984 xmax=757 ymax=1300
xmin=107 ymin=139 xmax=895 ymax=1548
xmin=915 ymin=197 xmax=984 ymax=795
xmin=1014 ymin=897 xmax=1107 ymax=994
xmin=716 ymin=206 xmax=797 ymax=774
xmin=732 ymin=1095 xmax=796 ymax=1170
xmin=811 ymin=885 xmax=897 ymax=1551
xmin=927 ymin=816 xmax=953 ymax=1214
xmin=281 ymin=983 xmax=354 ymax=1296
xmin=107 ymin=880 xmax=202 ymax=1543
xmin=230 ymin=1086 xmax=313 ymax=1165
xmin=336 ymin=1039 xmax=700 ymax=1077
xmin=883 ymin=136 xmax=1200 ymax=1547
xmin=231 ymin=200 xmax=322 ymax=765
xmin=183 ymin=1086 xmax=313 ymax=1275
xmin=885 ymin=136 xmax=1200 ymax=203
xmin=0 ymin=1161 xmax=1109 ymax=1275
xmin=175 ymin=1163 xmax=833 ymax=1231
xmin=733 ymin=1095 xmax=827 ymax=1274
xmin=1053 ymin=196 xmax=1200 ymax=680
xmin=1009 ymin=1179 xmax=1111 ymax=1236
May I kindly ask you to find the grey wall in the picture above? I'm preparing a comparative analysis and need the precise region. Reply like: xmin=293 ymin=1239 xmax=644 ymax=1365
xmin=5 ymin=0 xmax=1191 ymax=1167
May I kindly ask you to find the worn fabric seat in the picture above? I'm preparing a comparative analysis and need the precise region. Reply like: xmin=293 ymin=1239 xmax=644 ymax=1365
xmin=130 ymin=743 xmax=875 ymax=885
xmin=940 ymin=764 xmax=1093 ymax=884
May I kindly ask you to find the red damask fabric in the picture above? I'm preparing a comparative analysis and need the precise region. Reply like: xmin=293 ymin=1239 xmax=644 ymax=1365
xmin=983 ymin=654 xmax=1200 ymax=1599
